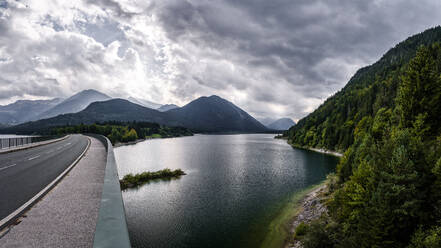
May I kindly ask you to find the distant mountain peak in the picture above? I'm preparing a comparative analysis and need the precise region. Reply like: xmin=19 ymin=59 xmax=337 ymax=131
xmin=157 ymin=104 xmax=179 ymax=112
xmin=265 ymin=117 xmax=296 ymax=130
xmin=37 ymin=89 xmax=111 ymax=119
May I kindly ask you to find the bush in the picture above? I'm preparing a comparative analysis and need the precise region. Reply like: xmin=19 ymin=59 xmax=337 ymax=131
xmin=294 ymin=222 xmax=308 ymax=240
xmin=120 ymin=168 xmax=186 ymax=189
xmin=301 ymin=220 xmax=334 ymax=248
xmin=409 ymin=226 xmax=441 ymax=248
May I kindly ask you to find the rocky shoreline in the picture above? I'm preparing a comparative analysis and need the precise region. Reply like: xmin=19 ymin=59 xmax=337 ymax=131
xmin=285 ymin=184 xmax=328 ymax=248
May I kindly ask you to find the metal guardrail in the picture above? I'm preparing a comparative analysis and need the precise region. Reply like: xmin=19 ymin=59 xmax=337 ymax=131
xmin=86 ymin=134 xmax=131 ymax=248
xmin=0 ymin=135 xmax=64 ymax=150
xmin=0 ymin=137 xmax=33 ymax=150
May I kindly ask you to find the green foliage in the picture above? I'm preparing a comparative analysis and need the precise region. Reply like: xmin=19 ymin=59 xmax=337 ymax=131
xmin=300 ymin=219 xmax=336 ymax=248
xmin=121 ymin=128 xmax=138 ymax=142
xmin=119 ymin=168 xmax=186 ymax=189
xmin=296 ymin=32 xmax=441 ymax=248
xmin=397 ymin=43 xmax=441 ymax=134
xmin=408 ymin=226 xmax=441 ymax=248
xmin=51 ymin=121 xmax=193 ymax=144
xmin=294 ymin=222 xmax=307 ymax=240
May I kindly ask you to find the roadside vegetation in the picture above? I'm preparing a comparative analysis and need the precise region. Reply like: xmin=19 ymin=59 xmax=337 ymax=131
xmin=52 ymin=121 xmax=193 ymax=144
xmin=287 ymin=33 xmax=441 ymax=246
xmin=120 ymin=169 xmax=186 ymax=190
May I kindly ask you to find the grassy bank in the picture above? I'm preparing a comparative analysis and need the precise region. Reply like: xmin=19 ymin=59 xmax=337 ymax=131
xmin=260 ymin=180 xmax=327 ymax=248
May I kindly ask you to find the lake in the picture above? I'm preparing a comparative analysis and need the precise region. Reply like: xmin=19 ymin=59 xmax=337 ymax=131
xmin=114 ymin=134 xmax=338 ymax=248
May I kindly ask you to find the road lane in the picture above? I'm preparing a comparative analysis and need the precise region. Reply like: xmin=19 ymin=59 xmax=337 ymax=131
xmin=0 ymin=134 xmax=89 ymax=220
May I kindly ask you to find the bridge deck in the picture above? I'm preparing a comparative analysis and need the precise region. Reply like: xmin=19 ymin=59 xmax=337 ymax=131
xmin=0 ymin=136 xmax=106 ymax=248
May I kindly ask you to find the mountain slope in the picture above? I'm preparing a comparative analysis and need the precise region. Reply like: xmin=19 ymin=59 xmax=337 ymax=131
xmin=258 ymin=117 xmax=277 ymax=126
xmin=38 ymin=89 xmax=111 ymax=119
xmin=287 ymin=26 xmax=441 ymax=152
xmin=0 ymin=98 xmax=63 ymax=125
xmin=267 ymin=118 xmax=295 ymax=130
xmin=157 ymin=104 xmax=179 ymax=112
xmin=167 ymin=95 xmax=268 ymax=132
xmin=127 ymin=97 xmax=162 ymax=109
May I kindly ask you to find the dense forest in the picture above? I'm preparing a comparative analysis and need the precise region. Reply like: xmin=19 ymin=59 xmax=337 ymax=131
xmin=53 ymin=121 xmax=193 ymax=144
xmin=289 ymin=27 xmax=441 ymax=247
xmin=287 ymin=26 xmax=441 ymax=152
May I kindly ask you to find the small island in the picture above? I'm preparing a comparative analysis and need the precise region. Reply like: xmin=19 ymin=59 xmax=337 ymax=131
xmin=120 ymin=168 xmax=186 ymax=190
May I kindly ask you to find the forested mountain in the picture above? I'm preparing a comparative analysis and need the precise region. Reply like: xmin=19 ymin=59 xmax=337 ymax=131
xmin=287 ymin=26 xmax=441 ymax=152
xmin=291 ymin=27 xmax=441 ymax=247
xmin=0 ymin=98 xmax=63 ymax=125
xmin=2 ymin=96 xmax=268 ymax=134
xmin=37 ymin=89 xmax=111 ymax=119
xmin=167 ymin=95 xmax=268 ymax=132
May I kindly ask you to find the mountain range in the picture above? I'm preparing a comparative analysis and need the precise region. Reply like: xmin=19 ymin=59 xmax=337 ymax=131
xmin=0 ymin=98 xmax=64 ymax=125
xmin=0 ymin=90 xmax=183 ymax=125
xmin=1 ymin=93 xmax=270 ymax=134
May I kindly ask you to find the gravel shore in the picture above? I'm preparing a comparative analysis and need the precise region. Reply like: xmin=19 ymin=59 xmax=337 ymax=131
xmin=286 ymin=184 xmax=328 ymax=248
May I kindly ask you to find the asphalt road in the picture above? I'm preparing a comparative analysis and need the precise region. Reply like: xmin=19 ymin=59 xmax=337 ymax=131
xmin=0 ymin=134 xmax=89 ymax=221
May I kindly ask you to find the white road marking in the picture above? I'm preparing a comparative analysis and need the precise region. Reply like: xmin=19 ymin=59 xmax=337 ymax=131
xmin=28 ymin=155 xmax=40 ymax=161
xmin=0 ymin=164 xmax=16 ymax=171
xmin=56 ymin=146 xmax=62 ymax=150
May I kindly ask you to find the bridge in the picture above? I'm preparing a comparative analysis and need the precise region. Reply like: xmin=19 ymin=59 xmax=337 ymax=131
xmin=0 ymin=134 xmax=131 ymax=248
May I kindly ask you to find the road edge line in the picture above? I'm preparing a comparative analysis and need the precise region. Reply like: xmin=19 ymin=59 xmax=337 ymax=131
xmin=0 ymin=135 xmax=91 ymax=232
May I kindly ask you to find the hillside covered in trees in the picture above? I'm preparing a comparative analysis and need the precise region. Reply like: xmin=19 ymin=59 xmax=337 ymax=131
xmin=287 ymin=26 xmax=441 ymax=152
xmin=53 ymin=121 xmax=193 ymax=144
xmin=289 ymin=27 xmax=441 ymax=247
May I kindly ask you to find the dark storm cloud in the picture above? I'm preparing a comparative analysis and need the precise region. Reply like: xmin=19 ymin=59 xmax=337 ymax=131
xmin=149 ymin=0 xmax=441 ymax=119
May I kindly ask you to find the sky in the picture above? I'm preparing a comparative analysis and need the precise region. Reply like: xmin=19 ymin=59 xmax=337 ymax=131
xmin=1 ymin=0 xmax=441 ymax=121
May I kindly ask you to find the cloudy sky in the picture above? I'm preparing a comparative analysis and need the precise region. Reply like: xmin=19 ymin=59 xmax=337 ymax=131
xmin=1 ymin=0 xmax=441 ymax=121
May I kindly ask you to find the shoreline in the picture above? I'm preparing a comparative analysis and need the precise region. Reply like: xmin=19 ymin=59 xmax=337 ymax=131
xmin=308 ymin=148 xmax=342 ymax=157
xmin=287 ymin=141 xmax=343 ymax=157
xmin=113 ymin=135 xmax=192 ymax=148
xmin=285 ymin=183 xmax=328 ymax=248
xmin=113 ymin=137 xmax=156 ymax=148
xmin=260 ymin=180 xmax=328 ymax=248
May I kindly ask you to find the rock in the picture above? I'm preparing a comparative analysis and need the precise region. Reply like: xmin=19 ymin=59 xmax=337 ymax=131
xmin=286 ymin=185 xmax=329 ymax=248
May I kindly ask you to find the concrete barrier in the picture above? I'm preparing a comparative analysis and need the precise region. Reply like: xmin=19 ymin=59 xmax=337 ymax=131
xmin=88 ymin=134 xmax=131 ymax=248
